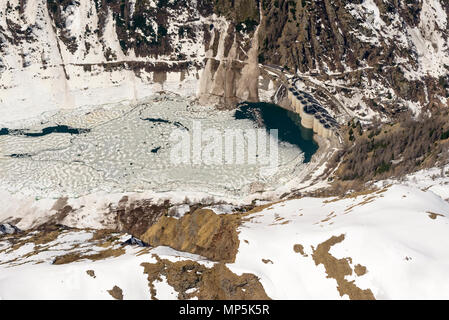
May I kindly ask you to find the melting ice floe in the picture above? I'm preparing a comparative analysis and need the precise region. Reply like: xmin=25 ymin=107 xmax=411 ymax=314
xmin=0 ymin=95 xmax=309 ymax=198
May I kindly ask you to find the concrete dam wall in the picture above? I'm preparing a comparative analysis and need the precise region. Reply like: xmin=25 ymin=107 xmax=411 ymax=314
xmin=286 ymin=85 xmax=339 ymax=139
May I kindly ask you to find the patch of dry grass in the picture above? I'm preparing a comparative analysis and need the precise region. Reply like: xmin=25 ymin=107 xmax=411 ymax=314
xmin=141 ymin=256 xmax=270 ymax=300
xmin=312 ymin=234 xmax=375 ymax=300
xmin=52 ymin=247 xmax=126 ymax=265
xmin=107 ymin=285 xmax=123 ymax=300
xmin=293 ymin=244 xmax=308 ymax=257
xmin=426 ymin=211 xmax=445 ymax=220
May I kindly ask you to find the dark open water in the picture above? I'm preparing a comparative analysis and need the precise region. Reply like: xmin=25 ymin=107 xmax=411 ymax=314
xmin=234 ymin=102 xmax=318 ymax=163
xmin=0 ymin=125 xmax=89 ymax=137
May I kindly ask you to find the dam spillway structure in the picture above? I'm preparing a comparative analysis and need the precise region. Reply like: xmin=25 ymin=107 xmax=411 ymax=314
xmin=313 ymin=114 xmax=322 ymax=134
xmin=301 ymin=105 xmax=316 ymax=129
xmin=322 ymin=123 xmax=332 ymax=138
xmin=318 ymin=118 xmax=327 ymax=136
xmin=293 ymin=91 xmax=302 ymax=114
xmin=286 ymin=85 xmax=339 ymax=139
xmin=288 ymin=87 xmax=294 ymax=101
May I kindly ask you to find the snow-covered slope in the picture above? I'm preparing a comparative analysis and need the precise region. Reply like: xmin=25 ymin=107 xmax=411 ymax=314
xmin=231 ymin=184 xmax=449 ymax=299
xmin=0 ymin=0 xmax=265 ymax=125
xmin=1 ymin=182 xmax=449 ymax=300
xmin=0 ymin=0 xmax=209 ymax=123
xmin=0 ymin=229 xmax=212 ymax=299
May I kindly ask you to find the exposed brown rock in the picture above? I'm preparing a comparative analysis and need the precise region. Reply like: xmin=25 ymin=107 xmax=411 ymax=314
xmin=312 ymin=234 xmax=375 ymax=300
xmin=113 ymin=198 xmax=171 ymax=238
xmin=50 ymin=197 xmax=68 ymax=212
xmin=293 ymin=244 xmax=307 ymax=257
xmin=262 ymin=259 xmax=273 ymax=264
xmin=427 ymin=211 xmax=445 ymax=220
xmin=141 ymin=256 xmax=270 ymax=300
xmin=140 ymin=209 xmax=241 ymax=262
xmin=90 ymin=229 xmax=119 ymax=242
xmin=107 ymin=285 xmax=123 ymax=300
xmin=38 ymin=205 xmax=75 ymax=228
xmin=52 ymin=247 xmax=125 ymax=265
xmin=6 ymin=225 xmax=70 ymax=252
xmin=354 ymin=264 xmax=367 ymax=277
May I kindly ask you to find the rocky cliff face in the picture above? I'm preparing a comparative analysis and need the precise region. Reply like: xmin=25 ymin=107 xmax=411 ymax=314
xmin=0 ymin=0 xmax=262 ymax=123
xmin=1 ymin=0 xmax=448 ymax=123
xmin=257 ymin=0 xmax=449 ymax=119
xmin=198 ymin=0 xmax=262 ymax=107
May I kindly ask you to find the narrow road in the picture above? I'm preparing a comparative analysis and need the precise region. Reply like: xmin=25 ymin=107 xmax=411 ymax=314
xmin=261 ymin=64 xmax=352 ymax=121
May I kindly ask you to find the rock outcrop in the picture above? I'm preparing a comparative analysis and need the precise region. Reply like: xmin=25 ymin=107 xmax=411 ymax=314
xmin=142 ymin=257 xmax=270 ymax=300
xmin=140 ymin=208 xmax=241 ymax=262
xmin=197 ymin=1 xmax=261 ymax=107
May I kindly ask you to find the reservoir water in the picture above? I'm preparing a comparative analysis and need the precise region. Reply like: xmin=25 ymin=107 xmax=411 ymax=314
xmin=235 ymin=102 xmax=318 ymax=162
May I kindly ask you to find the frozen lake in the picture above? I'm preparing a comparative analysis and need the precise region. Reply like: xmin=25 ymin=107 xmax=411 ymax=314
xmin=0 ymin=94 xmax=317 ymax=198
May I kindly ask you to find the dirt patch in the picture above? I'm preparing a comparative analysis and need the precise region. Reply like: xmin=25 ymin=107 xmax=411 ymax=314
xmin=354 ymin=264 xmax=367 ymax=276
xmin=86 ymin=270 xmax=96 ymax=278
xmin=312 ymin=234 xmax=375 ymax=300
xmin=86 ymin=248 xmax=125 ymax=261
xmin=90 ymin=229 xmax=118 ymax=241
xmin=31 ymin=231 xmax=60 ymax=246
xmin=141 ymin=208 xmax=241 ymax=262
xmin=293 ymin=244 xmax=308 ymax=257
xmin=107 ymin=286 xmax=123 ymax=300
xmin=343 ymin=195 xmax=378 ymax=214
xmin=262 ymin=259 xmax=273 ymax=264
xmin=89 ymin=229 xmax=122 ymax=248
xmin=242 ymin=202 xmax=277 ymax=217
xmin=323 ymin=189 xmax=378 ymax=203
xmin=53 ymin=248 xmax=125 ymax=265
xmin=426 ymin=211 xmax=445 ymax=220
xmin=141 ymin=256 xmax=270 ymax=300
xmin=136 ymin=248 xmax=152 ymax=256
xmin=52 ymin=253 xmax=82 ymax=265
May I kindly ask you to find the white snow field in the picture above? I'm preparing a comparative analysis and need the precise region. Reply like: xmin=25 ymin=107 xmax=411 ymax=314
xmin=231 ymin=184 xmax=449 ymax=300
xmin=0 ymin=94 xmax=307 ymax=199
xmin=0 ymin=183 xmax=449 ymax=299
xmin=0 ymin=230 xmax=211 ymax=300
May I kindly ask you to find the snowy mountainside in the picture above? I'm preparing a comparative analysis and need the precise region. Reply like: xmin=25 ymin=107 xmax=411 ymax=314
xmin=259 ymin=0 xmax=449 ymax=120
xmin=0 ymin=0 xmax=260 ymax=124
xmin=2 ymin=1 xmax=449 ymax=124
xmin=1 ymin=179 xmax=449 ymax=299
xmin=0 ymin=0 xmax=205 ymax=123
xmin=233 ymin=183 xmax=449 ymax=299
xmin=1 ymin=0 xmax=449 ymax=301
